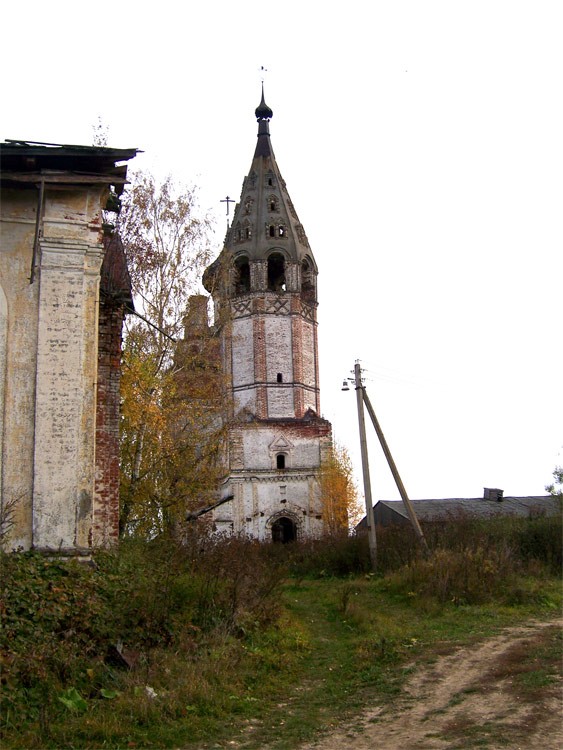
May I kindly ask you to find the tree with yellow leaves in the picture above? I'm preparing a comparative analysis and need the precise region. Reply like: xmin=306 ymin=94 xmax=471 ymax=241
xmin=319 ymin=443 xmax=362 ymax=535
xmin=118 ymin=172 xmax=227 ymax=538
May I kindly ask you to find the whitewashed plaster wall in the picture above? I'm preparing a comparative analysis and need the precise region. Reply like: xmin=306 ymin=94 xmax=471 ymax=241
xmin=214 ymin=423 xmax=330 ymax=540
xmin=0 ymin=285 xmax=7 ymax=519
xmin=214 ymin=473 xmax=324 ymax=540
xmin=0 ymin=185 xmax=107 ymax=551
xmin=0 ymin=191 xmax=39 ymax=548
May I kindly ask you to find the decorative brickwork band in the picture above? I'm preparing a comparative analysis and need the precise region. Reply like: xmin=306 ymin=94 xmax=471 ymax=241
xmin=253 ymin=316 xmax=267 ymax=418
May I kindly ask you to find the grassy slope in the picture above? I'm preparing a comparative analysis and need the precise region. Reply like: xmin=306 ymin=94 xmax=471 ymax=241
xmin=232 ymin=577 xmax=562 ymax=750
xmin=6 ymin=576 xmax=558 ymax=750
xmin=2 ymin=522 xmax=561 ymax=749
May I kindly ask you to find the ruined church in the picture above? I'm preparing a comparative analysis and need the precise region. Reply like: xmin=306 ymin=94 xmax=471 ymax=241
xmin=0 ymin=91 xmax=332 ymax=551
xmin=202 ymin=90 xmax=333 ymax=542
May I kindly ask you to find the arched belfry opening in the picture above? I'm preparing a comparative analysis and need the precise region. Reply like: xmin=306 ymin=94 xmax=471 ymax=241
xmin=271 ymin=516 xmax=297 ymax=543
xmin=267 ymin=253 xmax=286 ymax=291
xmin=301 ymin=258 xmax=315 ymax=303
xmin=234 ymin=255 xmax=250 ymax=294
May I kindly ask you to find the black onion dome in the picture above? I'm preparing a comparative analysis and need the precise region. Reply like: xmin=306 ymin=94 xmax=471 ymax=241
xmin=255 ymin=85 xmax=273 ymax=121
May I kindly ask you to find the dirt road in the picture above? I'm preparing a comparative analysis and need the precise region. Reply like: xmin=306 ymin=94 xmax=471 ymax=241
xmin=299 ymin=619 xmax=563 ymax=750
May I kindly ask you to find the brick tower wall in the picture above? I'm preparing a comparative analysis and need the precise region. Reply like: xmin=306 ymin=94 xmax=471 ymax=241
xmin=92 ymin=300 xmax=125 ymax=546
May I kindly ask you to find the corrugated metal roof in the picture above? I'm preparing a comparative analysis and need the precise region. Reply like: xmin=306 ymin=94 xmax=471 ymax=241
xmin=376 ymin=496 xmax=561 ymax=521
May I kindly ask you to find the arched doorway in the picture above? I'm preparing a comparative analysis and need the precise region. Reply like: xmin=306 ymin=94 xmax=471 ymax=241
xmin=271 ymin=516 xmax=297 ymax=543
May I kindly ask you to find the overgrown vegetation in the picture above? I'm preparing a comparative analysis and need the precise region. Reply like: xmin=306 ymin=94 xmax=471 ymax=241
xmin=1 ymin=513 xmax=561 ymax=749
xmin=117 ymin=171 xmax=229 ymax=538
xmin=318 ymin=442 xmax=363 ymax=533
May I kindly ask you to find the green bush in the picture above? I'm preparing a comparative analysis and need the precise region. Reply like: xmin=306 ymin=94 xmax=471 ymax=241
xmin=419 ymin=512 xmax=562 ymax=575
xmin=384 ymin=545 xmax=523 ymax=604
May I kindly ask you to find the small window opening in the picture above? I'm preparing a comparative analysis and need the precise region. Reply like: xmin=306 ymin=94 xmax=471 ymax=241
xmin=245 ymin=227 xmax=252 ymax=240
xmin=267 ymin=253 xmax=286 ymax=291
xmin=277 ymin=372 xmax=283 ymax=383
xmin=276 ymin=453 xmax=286 ymax=470
xmin=269 ymin=225 xmax=275 ymax=237
xmin=268 ymin=178 xmax=273 ymax=186
xmin=278 ymin=226 xmax=285 ymax=237
xmin=270 ymin=200 xmax=276 ymax=211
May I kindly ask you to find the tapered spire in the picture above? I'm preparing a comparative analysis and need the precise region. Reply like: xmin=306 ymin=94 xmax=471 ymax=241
xmin=254 ymin=84 xmax=273 ymax=158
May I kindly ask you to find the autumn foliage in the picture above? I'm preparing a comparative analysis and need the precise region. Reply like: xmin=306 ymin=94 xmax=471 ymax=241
xmin=117 ymin=172 xmax=227 ymax=538
xmin=319 ymin=443 xmax=362 ymax=535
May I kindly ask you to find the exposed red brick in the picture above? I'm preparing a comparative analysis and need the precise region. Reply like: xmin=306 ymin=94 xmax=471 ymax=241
xmin=92 ymin=234 xmax=132 ymax=547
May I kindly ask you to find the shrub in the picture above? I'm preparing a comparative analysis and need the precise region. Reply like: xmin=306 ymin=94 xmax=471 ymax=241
xmin=385 ymin=544 xmax=540 ymax=605
xmin=268 ymin=534 xmax=372 ymax=578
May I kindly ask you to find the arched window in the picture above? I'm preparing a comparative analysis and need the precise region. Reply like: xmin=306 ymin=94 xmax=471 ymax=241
xmin=267 ymin=253 xmax=286 ymax=291
xmin=276 ymin=453 xmax=286 ymax=470
xmin=234 ymin=256 xmax=250 ymax=294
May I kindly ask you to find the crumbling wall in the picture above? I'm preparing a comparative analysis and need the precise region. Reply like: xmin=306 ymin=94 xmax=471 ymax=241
xmin=1 ymin=185 xmax=107 ymax=551
xmin=92 ymin=301 xmax=125 ymax=546
xmin=0 ymin=189 xmax=41 ymax=548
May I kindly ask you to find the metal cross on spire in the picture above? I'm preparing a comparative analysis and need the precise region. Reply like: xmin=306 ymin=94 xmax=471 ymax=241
xmin=220 ymin=195 xmax=235 ymax=228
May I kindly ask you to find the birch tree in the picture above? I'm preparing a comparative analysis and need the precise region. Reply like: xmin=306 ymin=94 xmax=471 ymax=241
xmin=118 ymin=172 xmax=226 ymax=538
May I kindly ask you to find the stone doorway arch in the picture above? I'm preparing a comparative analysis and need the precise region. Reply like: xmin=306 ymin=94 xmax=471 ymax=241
xmin=270 ymin=514 xmax=298 ymax=543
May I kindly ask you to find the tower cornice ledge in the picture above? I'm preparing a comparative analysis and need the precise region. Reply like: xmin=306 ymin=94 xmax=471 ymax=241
xmin=230 ymin=471 xmax=321 ymax=483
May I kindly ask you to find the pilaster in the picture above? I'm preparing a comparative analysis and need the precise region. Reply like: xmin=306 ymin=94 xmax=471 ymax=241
xmin=32 ymin=239 xmax=103 ymax=551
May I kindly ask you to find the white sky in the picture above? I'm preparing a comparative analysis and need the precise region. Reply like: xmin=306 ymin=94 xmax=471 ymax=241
xmin=3 ymin=0 xmax=562 ymax=501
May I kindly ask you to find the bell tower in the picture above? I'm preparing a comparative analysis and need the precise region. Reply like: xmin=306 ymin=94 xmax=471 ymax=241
xmin=204 ymin=88 xmax=332 ymax=541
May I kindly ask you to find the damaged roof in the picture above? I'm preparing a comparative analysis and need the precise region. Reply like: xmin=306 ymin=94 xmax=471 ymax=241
xmin=1 ymin=140 xmax=140 ymax=193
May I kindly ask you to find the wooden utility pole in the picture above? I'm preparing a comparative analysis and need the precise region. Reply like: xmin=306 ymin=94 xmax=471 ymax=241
xmin=354 ymin=362 xmax=378 ymax=571
xmin=361 ymin=389 xmax=428 ymax=552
